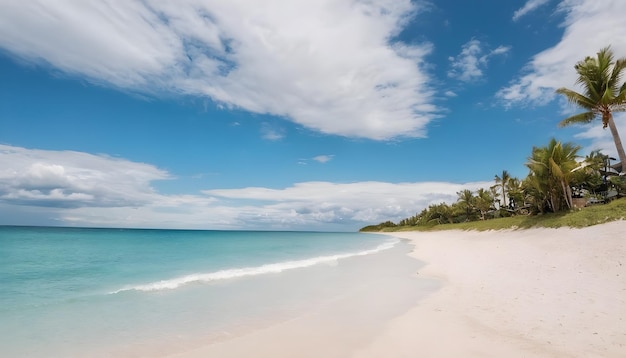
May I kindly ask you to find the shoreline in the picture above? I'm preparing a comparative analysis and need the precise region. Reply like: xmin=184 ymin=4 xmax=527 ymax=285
xmin=171 ymin=222 xmax=626 ymax=357
xmin=168 ymin=238 xmax=434 ymax=358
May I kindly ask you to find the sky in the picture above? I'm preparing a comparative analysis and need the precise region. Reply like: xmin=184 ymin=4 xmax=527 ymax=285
xmin=1 ymin=0 xmax=626 ymax=231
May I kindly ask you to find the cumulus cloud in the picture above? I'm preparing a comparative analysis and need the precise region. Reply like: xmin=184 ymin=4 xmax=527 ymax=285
xmin=0 ymin=145 xmax=170 ymax=208
xmin=0 ymin=145 xmax=491 ymax=230
xmin=500 ymin=0 xmax=626 ymax=106
xmin=512 ymin=0 xmax=552 ymax=21
xmin=448 ymin=39 xmax=510 ymax=82
xmin=0 ymin=0 xmax=438 ymax=140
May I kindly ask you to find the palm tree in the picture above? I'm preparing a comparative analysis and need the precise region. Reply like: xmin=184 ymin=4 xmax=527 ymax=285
xmin=456 ymin=189 xmax=475 ymax=221
xmin=427 ymin=203 xmax=454 ymax=225
xmin=522 ymin=174 xmax=548 ymax=214
xmin=556 ymin=47 xmax=626 ymax=170
xmin=474 ymin=188 xmax=494 ymax=220
xmin=582 ymin=149 xmax=608 ymax=172
xmin=505 ymin=177 xmax=523 ymax=209
xmin=526 ymin=139 xmax=581 ymax=211
xmin=494 ymin=170 xmax=510 ymax=208
xmin=571 ymin=150 xmax=605 ymax=196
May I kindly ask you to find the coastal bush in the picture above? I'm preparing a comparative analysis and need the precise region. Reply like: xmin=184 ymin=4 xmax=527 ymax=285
xmin=361 ymin=198 xmax=626 ymax=232
xmin=359 ymin=221 xmax=397 ymax=232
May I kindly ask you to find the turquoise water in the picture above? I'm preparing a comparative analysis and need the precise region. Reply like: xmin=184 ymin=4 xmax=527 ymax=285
xmin=0 ymin=226 xmax=428 ymax=357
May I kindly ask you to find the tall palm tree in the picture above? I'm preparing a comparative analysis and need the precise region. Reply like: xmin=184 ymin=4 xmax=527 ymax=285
xmin=494 ymin=170 xmax=510 ymax=208
xmin=556 ymin=47 xmax=626 ymax=169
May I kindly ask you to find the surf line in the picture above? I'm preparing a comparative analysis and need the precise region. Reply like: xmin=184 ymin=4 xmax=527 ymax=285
xmin=110 ymin=239 xmax=398 ymax=294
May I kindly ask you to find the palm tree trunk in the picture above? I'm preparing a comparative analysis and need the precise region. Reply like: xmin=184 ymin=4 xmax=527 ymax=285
xmin=550 ymin=190 xmax=560 ymax=212
xmin=607 ymin=114 xmax=626 ymax=172
xmin=567 ymin=185 xmax=573 ymax=209
xmin=561 ymin=181 xmax=572 ymax=209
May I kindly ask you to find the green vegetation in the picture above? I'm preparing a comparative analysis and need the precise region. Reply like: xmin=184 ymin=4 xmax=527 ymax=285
xmin=360 ymin=47 xmax=626 ymax=233
xmin=361 ymin=197 xmax=626 ymax=232
xmin=526 ymin=138 xmax=581 ymax=212
xmin=361 ymin=137 xmax=623 ymax=232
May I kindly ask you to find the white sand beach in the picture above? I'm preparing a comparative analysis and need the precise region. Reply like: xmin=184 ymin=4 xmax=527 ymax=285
xmin=174 ymin=221 xmax=626 ymax=357
xmin=358 ymin=221 xmax=626 ymax=358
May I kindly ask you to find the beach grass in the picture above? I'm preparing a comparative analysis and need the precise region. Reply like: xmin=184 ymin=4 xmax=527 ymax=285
xmin=379 ymin=197 xmax=626 ymax=232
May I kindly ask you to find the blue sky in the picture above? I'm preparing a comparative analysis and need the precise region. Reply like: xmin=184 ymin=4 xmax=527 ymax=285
xmin=1 ymin=0 xmax=626 ymax=231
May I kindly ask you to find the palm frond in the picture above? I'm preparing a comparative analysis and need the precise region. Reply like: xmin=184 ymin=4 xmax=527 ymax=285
xmin=555 ymin=88 xmax=595 ymax=109
xmin=618 ymin=82 xmax=626 ymax=99
xmin=610 ymin=77 xmax=626 ymax=109
xmin=575 ymin=56 xmax=603 ymax=99
xmin=609 ymin=57 xmax=626 ymax=91
xmin=601 ymin=86 xmax=615 ymax=103
xmin=558 ymin=111 xmax=595 ymax=127
xmin=597 ymin=47 xmax=614 ymax=83
xmin=549 ymin=157 xmax=564 ymax=179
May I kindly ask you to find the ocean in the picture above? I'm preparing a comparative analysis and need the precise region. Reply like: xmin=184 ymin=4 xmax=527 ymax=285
xmin=0 ymin=226 xmax=433 ymax=357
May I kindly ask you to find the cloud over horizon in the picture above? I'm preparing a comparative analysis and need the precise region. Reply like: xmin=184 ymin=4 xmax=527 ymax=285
xmin=0 ymin=145 xmax=491 ymax=230
xmin=0 ymin=145 xmax=170 ymax=208
xmin=0 ymin=0 xmax=438 ymax=140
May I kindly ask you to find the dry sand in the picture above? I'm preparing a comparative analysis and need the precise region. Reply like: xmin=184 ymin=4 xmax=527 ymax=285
xmin=173 ymin=221 xmax=626 ymax=357
xmin=357 ymin=221 xmax=626 ymax=358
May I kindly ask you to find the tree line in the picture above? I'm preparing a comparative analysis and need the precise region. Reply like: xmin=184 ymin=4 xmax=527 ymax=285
xmin=361 ymin=46 xmax=626 ymax=231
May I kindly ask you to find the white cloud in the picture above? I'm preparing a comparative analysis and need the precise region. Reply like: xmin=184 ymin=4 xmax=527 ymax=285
xmin=448 ymin=39 xmax=510 ymax=82
xmin=202 ymin=180 xmax=493 ymax=229
xmin=444 ymin=90 xmax=457 ymax=97
xmin=500 ymin=0 xmax=626 ymax=106
xmin=513 ymin=0 xmax=552 ymax=21
xmin=0 ymin=0 xmax=438 ymax=140
xmin=0 ymin=145 xmax=170 ymax=208
xmin=491 ymin=45 xmax=511 ymax=56
xmin=260 ymin=123 xmax=285 ymax=141
xmin=312 ymin=155 xmax=334 ymax=163
xmin=0 ymin=145 xmax=492 ymax=231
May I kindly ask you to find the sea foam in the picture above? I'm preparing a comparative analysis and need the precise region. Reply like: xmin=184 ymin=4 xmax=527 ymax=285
xmin=111 ymin=239 xmax=398 ymax=293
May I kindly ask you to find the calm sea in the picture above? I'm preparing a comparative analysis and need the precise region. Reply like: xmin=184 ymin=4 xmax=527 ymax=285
xmin=0 ymin=226 xmax=429 ymax=357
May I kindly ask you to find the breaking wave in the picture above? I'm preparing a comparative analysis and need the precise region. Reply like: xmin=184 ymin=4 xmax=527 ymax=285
xmin=110 ymin=239 xmax=398 ymax=293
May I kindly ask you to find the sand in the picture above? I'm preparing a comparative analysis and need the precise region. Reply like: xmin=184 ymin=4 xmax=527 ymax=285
xmin=172 ymin=221 xmax=626 ymax=358
xmin=356 ymin=221 xmax=626 ymax=358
